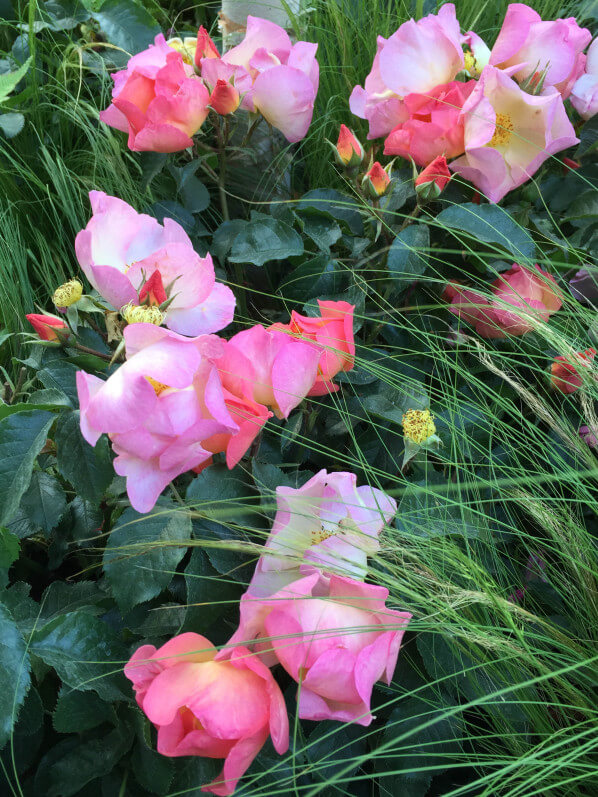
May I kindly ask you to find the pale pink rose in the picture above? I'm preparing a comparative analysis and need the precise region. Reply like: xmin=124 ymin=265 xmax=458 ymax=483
xmin=215 ymin=324 xmax=321 ymax=419
xmin=100 ymin=34 xmax=210 ymax=152
xmin=75 ymin=192 xmax=235 ymax=335
xmin=199 ymin=16 xmax=319 ymax=142
xmin=489 ymin=4 xmax=591 ymax=98
xmin=270 ymin=300 xmax=355 ymax=396
xmin=444 ymin=263 xmax=563 ymax=338
xmin=239 ymin=469 xmax=396 ymax=598
xmin=383 ymin=80 xmax=476 ymax=166
xmin=461 ymin=31 xmax=491 ymax=76
xmin=125 ymin=632 xmax=288 ymax=796
xmin=227 ymin=571 xmax=411 ymax=726
xmin=571 ymin=39 xmax=598 ymax=119
xmin=76 ymin=325 xmax=245 ymax=513
xmin=450 ymin=66 xmax=578 ymax=203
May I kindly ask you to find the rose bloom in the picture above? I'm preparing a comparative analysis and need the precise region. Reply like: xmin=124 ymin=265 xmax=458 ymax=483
xmin=238 ymin=469 xmax=396 ymax=598
xmin=571 ymin=38 xmax=598 ymax=119
xmin=228 ymin=570 xmax=411 ymax=726
xmin=271 ymin=300 xmax=355 ymax=396
xmin=77 ymin=325 xmax=258 ymax=513
xmin=100 ymin=34 xmax=210 ymax=152
xmin=489 ymin=3 xmax=591 ymax=98
xmin=198 ymin=16 xmax=319 ymax=142
xmin=75 ymin=191 xmax=235 ymax=336
xmin=445 ymin=263 xmax=563 ymax=339
xmin=449 ymin=66 xmax=578 ymax=203
xmin=550 ymin=348 xmax=596 ymax=394
xmin=384 ymin=80 xmax=475 ymax=166
xmin=125 ymin=633 xmax=288 ymax=796
xmin=26 ymin=313 xmax=68 ymax=341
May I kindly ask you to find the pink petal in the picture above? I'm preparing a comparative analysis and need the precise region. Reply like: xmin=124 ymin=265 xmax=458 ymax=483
xmin=166 ymin=282 xmax=236 ymax=336
xmin=252 ymin=65 xmax=316 ymax=142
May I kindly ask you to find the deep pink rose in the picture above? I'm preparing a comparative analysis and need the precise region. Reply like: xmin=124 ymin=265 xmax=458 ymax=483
xmin=100 ymin=34 xmax=210 ymax=152
xmin=489 ymin=3 xmax=591 ymax=98
xmin=571 ymin=39 xmax=598 ymax=119
xmin=75 ymin=192 xmax=235 ymax=335
xmin=383 ymin=80 xmax=475 ymax=166
xmin=450 ymin=66 xmax=578 ymax=203
xmin=125 ymin=633 xmax=288 ymax=796
xmin=445 ymin=263 xmax=563 ymax=338
xmin=228 ymin=571 xmax=411 ymax=726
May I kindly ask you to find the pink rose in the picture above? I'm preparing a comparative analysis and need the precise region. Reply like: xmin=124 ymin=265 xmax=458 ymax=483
xmin=271 ymin=300 xmax=355 ymax=396
xmin=100 ymin=34 xmax=210 ymax=152
xmin=383 ymin=80 xmax=476 ymax=166
xmin=449 ymin=66 xmax=578 ymax=203
xmin=238 ymin=469 xmax=396 ymax=598
xmin=77 ymin=325 xmax=249 ymax=513
xmin=445 ymin=263 xmax=563 ymax=338
xmin=199 ymin=16 xmax=319 ymax=142
xmin=550 ymin=348 xmax=596 ymax=394
xmin=75 ymin=192 xmax=235 ymax=336
xmin=350 ymin=4 xmax=463 ymax=139
xmin=215 ymin=324 xmax=321 ymax=419
xmin=125 ymin=632 xmax=288 ymax=796
xmin=571 ymin=39 xmax=598 ymax=119
xmin=489 ymin=4 xmax=591 ymax=98
xmin=228 ymin=571 xmax=411 ymax=726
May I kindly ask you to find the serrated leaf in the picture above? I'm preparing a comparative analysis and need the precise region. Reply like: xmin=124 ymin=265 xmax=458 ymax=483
xmin=53 ymin=689 xmax=117 ymax=733
xmin=131 ymin=737 xmax=174 ymax=794
xmin=103 ymin=502 xmax=191 ymax=612
xmin=297 ymin=189 xmax=364 ymax=235
xmin=387 ymin=223 xmax=429 ymax=292
xmin=20 ymin=471 xmax=67 ymax=535
xmin=0 ymin=410 xmax=54 ymax=526
xmin=0 ymin=603 xmax=31 ymax=748
xmin=37 ymin=359 xmax=80 ymax=407
xmin=0 ymin=55 xmax=31 ymax=103
xmin=184 ymin=548 xmax=242 ymax=631
xmin=93 ymin=0 xmax=160 ymax=54
xmin=229 ymin=217 xmax=303 ymax=266
xmin=436 ymin=203 xmax=535 ymax=261
xmin=55 ymin=410 xmax=114 ymax=503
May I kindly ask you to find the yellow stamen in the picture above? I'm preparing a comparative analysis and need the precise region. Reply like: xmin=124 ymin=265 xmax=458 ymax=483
xmin=121 ymin=303 xmax=164 ymax=326
xmin=145 ymin=376 xmax=169 ymax=396
xmin=489 ymin=112 xmax=514 ymax=148
xmin=52 ymin=279 xmax=83 ymax=308
xmin=310 ymin=525 xmax=337 ymax=545
xmin=402 ymin=408 xmax=436 ymax=445
xmin=166 ymin=36 xmax=197 ymax=65
xmin=463 ymin=50 xmax=477 ymax=74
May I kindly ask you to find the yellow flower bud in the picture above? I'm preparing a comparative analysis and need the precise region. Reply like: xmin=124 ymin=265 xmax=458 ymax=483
xmin=402 ymin=408 xmax=436 ymax=445
xmin=121 ymin=303 xmax=164 ymax=326
xmin=52 ymin=279 xmax=83 ymax=308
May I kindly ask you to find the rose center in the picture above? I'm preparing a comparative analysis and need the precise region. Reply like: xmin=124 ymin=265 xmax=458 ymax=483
xmin=489 ymin=113 xmax=514 ymax=148
xmin=145 ymin=376 xmax=169 ymax=396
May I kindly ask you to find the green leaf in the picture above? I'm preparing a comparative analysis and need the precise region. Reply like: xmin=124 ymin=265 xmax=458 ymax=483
xmin=53 ymin=689 xmax=117 ymax=733
xmin=0 ymin=527 xmax=19 ymax=571
xmin=103 ymin=502 xmax=191 ymax=612
xmin=186 ymin=465 xmax=257 ymax=526
xmin=395 ymin=474 xmax=480 ymax=539
xmin=0 ymin=410 xmax=54 ymax=526
xmin=0 ymin=603 xmax=31 ymax=748
xmin=69 ymin=496 xmax=104 ymax=547
xmin=297 ymin=189 xmax=364 ymax=235
xmin=280 ymin=254 xmax=343 ymax=301
xmin=387 ymin=224 xmax=430 ymax=292
xmin=296 ymin=212 xmax=342 ymax=251
xmin=54 ymin=411 xmax=114 ymax=503
xmin=93 ymin=0 xmax=160 ymax=54
xmin=0 ymin=56 xmax=31 ymax=103
xmin=29 ymin=610 xmax=128 ymax=701
xmin=20 ymin=471 xmax=67 ymax=536
xmin=131 ymin=736 xmax=174 ymax=794
xmin=577 ymin=115 xmax=598 ymax=157
xmin=184 ymin=548 xmax=242 ymax=631
xmin=0 ymin=111 xmax=24 ymax=137
xmin=37 ymin=359 xmax=80 ymax=407
xmin=35 ymin=725 xmax=133 ymax=797
xmin=229 ymin=217 xmax=304 ymax=266
xmin=436 ymin=203 xmax=536 ymax=261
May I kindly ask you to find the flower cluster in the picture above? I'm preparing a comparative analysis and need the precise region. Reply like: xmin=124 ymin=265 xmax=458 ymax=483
xmin=125 ymin=470 xmax=411 ymax=794
xmin=100 ymin=16 xmax=319 ymax=150
xmin=349 ymin=3 xmax=594 ymax=202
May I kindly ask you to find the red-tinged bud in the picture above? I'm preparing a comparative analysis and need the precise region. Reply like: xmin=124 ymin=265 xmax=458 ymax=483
xmin=26 ymin=313 xmax=69 ymax=342
xmin=195 ymin=25 xmax=220 ymax=68
xmin=332 ymin=124 xmax=364 ymax=168
xmin=139 ymin=271 xmax=167 ymax=306
xmin=210 ymin=79 xmax=241 ymax=115
xmin=362 ymin=161 xmax=391 ymax=198
xmin=563 ymin=157 xmax=581 ymax=173
xmin=550 ymin=348 xmax=596 ymax=394
xmin=415 ymin=155 xmax=451 ymax=201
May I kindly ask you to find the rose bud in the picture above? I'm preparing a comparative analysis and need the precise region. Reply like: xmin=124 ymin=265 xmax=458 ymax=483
xmin=26 ymin=313 xmax=70 ymax=342
xmin=210 ymin=79 xmax=241 ymax=115
xmin=331 ymin=124 xmax=364 ymax=168
xmin=550 ymin=348 xmax=596 ymax=394
xmin=415 ymin=155 xmax=451 ymax=201
xmin=362 ymin=161 xmax=391 ymax=198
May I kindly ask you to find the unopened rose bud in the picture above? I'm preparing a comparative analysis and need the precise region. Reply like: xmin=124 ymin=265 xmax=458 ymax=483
xmin=139 ymin=271 xmax=167 ymax=306
xmin=195 ymin=25 xmax=220 ymax=68
xmin=26 ymin=313 xmax=70 ymax=342
xmin=549 ymin=348 xmax=596 ymax=394
xmin=52 ymin=279 xmax=83 ymax=310
xmin=415 ymin=155 xmax=451 ymax=201
xmin=166 ymin=36 xmax=198 ymax=66
xmin=362 ymin=161 xmax=391 ymax=199
xmin=210 ymin=79 xmax=240 ymax=115
xmin=121 ymin=304 xmax=164 ymax=326
xmin=331 ymin=124 xmax=364 ymax=169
